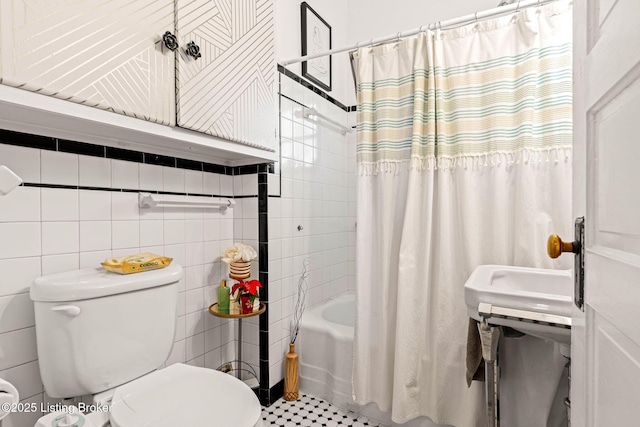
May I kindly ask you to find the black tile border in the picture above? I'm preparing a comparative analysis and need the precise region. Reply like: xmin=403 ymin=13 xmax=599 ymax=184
xmin=277 ymin=65 xmax=357 ymax=113
xmin=268 ymin=379 xmax=285 ymax=405
xmin=21 ymin=183 xmax=234 ymax=199
xmin=258 ymin=163 xmax=270 ymax=406
xmin=0 ymin=128 xmax=274 ymax=177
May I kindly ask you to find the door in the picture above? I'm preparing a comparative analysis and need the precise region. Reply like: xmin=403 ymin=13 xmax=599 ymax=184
xmin=0 ymin=0 xmax=176 ymax=125
xmin=175 ymin=0 xmax=276 ymax=151
xmin=572 ymin=1 xmax=640 ymax=426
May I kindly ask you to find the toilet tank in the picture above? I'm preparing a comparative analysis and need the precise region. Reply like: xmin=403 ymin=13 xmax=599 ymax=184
xmin=30 ymin=264 xmax=183 ymax=398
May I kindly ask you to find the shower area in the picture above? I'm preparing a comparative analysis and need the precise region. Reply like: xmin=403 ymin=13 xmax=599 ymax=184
xmin=271 ymin=0 xmax=573 ymax=426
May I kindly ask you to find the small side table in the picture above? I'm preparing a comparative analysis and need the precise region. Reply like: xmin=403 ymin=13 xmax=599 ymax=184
xmin=208 ymin=302 xmax=266 ymax=383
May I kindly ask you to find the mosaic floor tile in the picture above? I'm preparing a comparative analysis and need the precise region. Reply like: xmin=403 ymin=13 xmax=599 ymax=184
xmin=262 ymin=393 xmax=389 ymax=427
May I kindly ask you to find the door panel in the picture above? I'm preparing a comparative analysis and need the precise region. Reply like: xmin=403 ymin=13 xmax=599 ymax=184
xmin=574 ymin=0 xmax=640 ymax=426
xmin=0 ymin=0 xmax=175 ymax=125
xmin=175 ymin=0 xmax=276 ymax=151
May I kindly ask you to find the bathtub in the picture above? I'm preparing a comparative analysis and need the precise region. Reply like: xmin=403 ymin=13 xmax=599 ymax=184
xmin=298 ymin=294 xmax=447 ymax=427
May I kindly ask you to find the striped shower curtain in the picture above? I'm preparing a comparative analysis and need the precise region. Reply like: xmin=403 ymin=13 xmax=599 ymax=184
xmin=352 ymin=2 xmax=573 ymax=426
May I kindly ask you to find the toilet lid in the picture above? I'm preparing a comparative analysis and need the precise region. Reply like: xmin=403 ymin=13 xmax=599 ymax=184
xmin=109 ymin=363 xmax=261 ymax=427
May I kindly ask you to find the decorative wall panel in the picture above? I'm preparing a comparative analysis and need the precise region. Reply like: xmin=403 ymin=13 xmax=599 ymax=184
xmin=176 ymin=0 xmax=276 ymax=151
xmin=0 ymin=0 xmax=176 ymax=125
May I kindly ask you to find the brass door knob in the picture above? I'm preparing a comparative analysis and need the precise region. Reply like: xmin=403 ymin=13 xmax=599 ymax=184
xmin=547 ymin=234 xmax=579 ymax=259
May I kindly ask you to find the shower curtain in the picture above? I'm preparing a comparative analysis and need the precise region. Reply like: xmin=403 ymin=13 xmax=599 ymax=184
xmin=353 ymin=2 xmax=573 ymax=426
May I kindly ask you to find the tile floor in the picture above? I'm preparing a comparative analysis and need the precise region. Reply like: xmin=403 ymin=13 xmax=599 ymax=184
xmin=262 ymin=393 xmax=389 ymax=426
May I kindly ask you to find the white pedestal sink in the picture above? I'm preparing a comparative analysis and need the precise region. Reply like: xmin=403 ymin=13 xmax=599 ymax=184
xmin=464 ymin=265 xmax=573 ymax=345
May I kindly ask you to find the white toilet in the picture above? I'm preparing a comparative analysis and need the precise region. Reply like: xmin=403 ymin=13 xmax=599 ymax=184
xmin=30 ymin=264 xmax=264 ymax=427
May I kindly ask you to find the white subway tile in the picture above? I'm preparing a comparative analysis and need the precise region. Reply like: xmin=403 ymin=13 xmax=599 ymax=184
xmin=204 ymin=348 xmax=222 ymax=370
xmin=185 ymin=288 xmax=204 ymax=314
xmin=41 ymin=188 xmax=78 ymax=221
xmin=0 ymin=144 xmax=40 ymax=183
xmin=0 ymin=293 xmax=35 ymax=333
xmin=185 ymin=243 xmax=204 ymax=267
xmin=203 ymin=241 xmax=221 ymax=265
xmin=111 ymin=159 xmax=139 ymax=190
xmin=0 ymin=187 xmax=40 ymax=223
xmin=165 ymin=339 xmax=185 ymax=366
xmin=219 ymin=175 xmax=233 ymax=196
xmin=163 ymin=167 xmax=184 ymax=193
xmin=79 ymin=190 xmax=111 ymax=221
xmin=79 ymin=156 xmax=110 ymax=187
xmin=204 ymin=326 xmax=221 ymax=353
xmin=185 ymin=265 xmax=204 ymax=291
xmin=42 ymin=222 xmax=78 ymax=255
xmin=185 ymin=219 xmax=204 ymax=243
xmin=203 ymin=219 xmax=220 ymax=242
xmin=112 ymin=220 xmax=140 ymax=249
xmin=163 ymin=220 xmax=185 ymax=245
xmin=0 ymin=327 xmax=37 ymax=370
xmin=242 ymin=219 xmax=258 ymax=241
xmin=139 ymin=164 xmax=163 ymax=191
xmin=233 ymin=176 xmax=243 ymax=196
xmin=0 ymin=360 xmax=42 ymax=400
xmin=175 ymin=315 xmax=186 ymax=342
xmin=79 ymin=250 xmax=112 ymax=269
xmin=41 ymin=253 xmax=79 ymax=276
xmin=140 ymin=220 xmax=164 ymax=247
xmin=0 ymin=223 xmax=41 ymax=258
xmin=269 ymin=361 xmax=284 ymax=388
xmin=163 ymin=243 xmax=186 ymax=268
xmin=176 ymin=291 xmax=186 ymax=316
xmin=0 ymin=258 xmax=40 ymax=296
xmin=185 ymin=311 xmax=205 ymax=337
xmin=242 ymin=175 xmax=257 ymax=196
xmin=111 ymin=192 xmax=139 ymax=220
xmin=79 ymin=221 xmax=111 ymax=252
xmin=203 ymin=173 xmax=220 ymax=195
xmin=2 ymin=393 xmax=42 ymax=427
xmin=41 ymin=151 xmax=78 ymax=185
xmin=184 ymin=170 xmax=203 ymax=194
xmin=268 ymin=173 xmax=280 ymax=196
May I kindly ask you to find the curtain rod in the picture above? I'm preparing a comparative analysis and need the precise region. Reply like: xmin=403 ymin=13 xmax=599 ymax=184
xmin=281 ymin=0 xmax=558 ymax=66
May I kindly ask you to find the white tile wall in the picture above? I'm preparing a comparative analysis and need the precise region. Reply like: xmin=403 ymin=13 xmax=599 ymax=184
xmin=266 ymin=76 xmax=356 ymax=388
xmin=0 ymin=143 xmax=238 ymax=426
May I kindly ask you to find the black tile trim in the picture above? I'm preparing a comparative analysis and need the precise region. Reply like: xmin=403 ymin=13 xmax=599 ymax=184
xmin=269 ymin=379 xmax=285 ymax=405
xmin=0 ymin=129 xmax=57 ymax=150
xmin=21 ymin=182 xmax=233 ymax=198
xmin=58 ymin=139 xmax=105 ymax=157
xmin=144 ymin=153 xmax=175 ymax=167
xmin=0 ymin=128 xmax=252 ymax=176
xmin=106 ymin=146 xmax=144 ymax=163
xmin=277 ymin=65 xmax=354 ymax=112
xmin=234 ymin=195 xmax=259 ymax=199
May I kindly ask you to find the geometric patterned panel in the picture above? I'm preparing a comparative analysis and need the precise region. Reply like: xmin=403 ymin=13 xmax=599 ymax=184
xmin=176 ymin=0 xmax=276 ymax=151
xmin=0 ymin=0 xmax=176 ymax=126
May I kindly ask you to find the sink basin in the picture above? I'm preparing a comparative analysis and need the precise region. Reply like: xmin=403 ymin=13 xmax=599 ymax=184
xmin=464 ymin=265 xmax=572 ymax=344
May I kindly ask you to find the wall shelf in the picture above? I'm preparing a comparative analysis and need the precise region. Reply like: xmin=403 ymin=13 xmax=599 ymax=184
xmin=0 ymin=85 xmax=277 ymax=167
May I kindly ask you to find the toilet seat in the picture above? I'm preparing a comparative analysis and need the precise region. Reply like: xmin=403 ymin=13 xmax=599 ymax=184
xmin=109 ymin=363 xmax=262 ymax=427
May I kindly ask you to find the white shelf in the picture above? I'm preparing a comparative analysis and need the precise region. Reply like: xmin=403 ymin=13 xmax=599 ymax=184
xmin=0 ymin=85 xmax=277 ymax=167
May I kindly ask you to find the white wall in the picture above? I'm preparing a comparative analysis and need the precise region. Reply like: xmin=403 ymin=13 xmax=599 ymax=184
xmin=0 ymin=145 xmax=237 ymax=427
xmin=275 ymin=0 xmax=352 ymax=105
xmin=346 ymin=0 xmax=499 ymax=45
xmin=267 ymin=74 xmax=355 ymax=387
xmin=277 ymin=0 xmax=500 ymax=107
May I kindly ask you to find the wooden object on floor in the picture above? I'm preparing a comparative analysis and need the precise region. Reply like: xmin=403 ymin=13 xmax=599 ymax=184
xmin=284 ymin=343 xmax=299 ymax=401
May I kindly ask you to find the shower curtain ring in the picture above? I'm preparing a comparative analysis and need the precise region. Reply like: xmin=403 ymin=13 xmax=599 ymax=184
xmin=517 ymin=1 xmax=521 ymax=12
xmin=396 ymin=32 xmax=402 ymax=42
xmin=438 ymin=21 xmax=442 ymax=30
xmin=474 ymin=12 xmax=479 ymax=23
